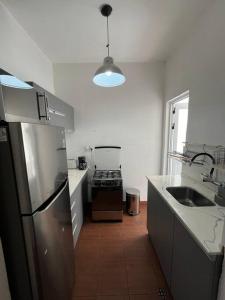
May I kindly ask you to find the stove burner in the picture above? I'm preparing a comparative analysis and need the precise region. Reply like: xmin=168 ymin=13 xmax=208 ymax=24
xmin=93 ymin=170 xmax=121 ymax=179
xmin=92 ymin=170 xmax=122 ymax=187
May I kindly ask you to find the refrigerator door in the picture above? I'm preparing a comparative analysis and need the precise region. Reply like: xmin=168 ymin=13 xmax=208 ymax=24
xmin=9 ymin=123 xmax=68 ymax=214
xmin=23 ymin=180 xmax=74 ymax=300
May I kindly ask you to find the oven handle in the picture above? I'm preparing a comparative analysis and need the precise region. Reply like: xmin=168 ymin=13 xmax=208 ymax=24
xmin=95 ymin=146 xmax=121 ymax=149
xmin=92 ymin=187 xmax=122 ymax=191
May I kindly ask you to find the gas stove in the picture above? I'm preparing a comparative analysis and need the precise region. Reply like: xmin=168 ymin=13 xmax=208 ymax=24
xmin=92 ymin=170 xmax=122 ymax=187
xmin=91 ymin=146 xmax=123 ymax=221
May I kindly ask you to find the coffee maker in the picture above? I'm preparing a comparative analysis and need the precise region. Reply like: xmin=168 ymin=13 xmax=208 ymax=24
xmin=78 ymin=156 xmax=87 ymax=170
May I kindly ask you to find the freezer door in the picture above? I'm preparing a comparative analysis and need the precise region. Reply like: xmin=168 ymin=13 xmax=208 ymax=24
xmin=9 ymin=122 xmax=68 ymax=214
xmin=23 ymin=180 xmax=74 ymax=300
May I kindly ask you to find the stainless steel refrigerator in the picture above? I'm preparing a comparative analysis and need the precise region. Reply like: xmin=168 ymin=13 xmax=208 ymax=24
xmin=0 ymin=122 xmax=74 ymax=300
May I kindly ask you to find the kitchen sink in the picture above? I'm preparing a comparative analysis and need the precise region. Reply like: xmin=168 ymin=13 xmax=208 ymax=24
xmin=166 ymin=186 xmax=215 ymax=207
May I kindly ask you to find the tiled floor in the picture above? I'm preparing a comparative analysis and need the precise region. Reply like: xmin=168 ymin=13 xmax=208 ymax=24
xmin=73 ymin=202 xmax=172 ymax=300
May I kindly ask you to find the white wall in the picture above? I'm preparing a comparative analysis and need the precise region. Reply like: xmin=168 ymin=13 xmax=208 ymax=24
xmin=54 ymin=62 xmax=164 ymax=200
xmin=0 ymin=3 xmax=54 ymax=299
xmin=0 ymin=2 xmax=54 ymax=92
xmin=165 ymin=2 xmax=225 ymax=297
xmin=165 ymin=0 xmax=225 ymax=146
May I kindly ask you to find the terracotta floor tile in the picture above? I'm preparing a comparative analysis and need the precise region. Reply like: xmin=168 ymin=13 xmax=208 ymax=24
xmin=98 ymin=238 xmax=126 ymax=247
xmin=76 ymin=239 xmax=100 ymax=252
xmin=99 ymin=227 xmax=124 ymax=240
xmin=79 ymin=227 xmax=101 ymax=240
xmin=129 ymin=289 xmax=173 ymax=299
xmin=124 ymin=243 xmax=151 ymax=260
xmin=75 ymin=249 xmax=100 ymax=263
xmin=99 ymin=245 xmax=125 ymax=263
xmin=129 ymin=293 xmax=160 ymax=300
xmin=98 ymin=262 xmax=128 ymax=296
xmin=75 ymin=258 xmax=100 ymax=275
xmin=73 ymin=277 xmax=99 ymax=297
xmin=73 ymin=204 xmax=172 ymax=299
xmin=73 ymin=297 xmax=96 ymax=300
xmin=97 ymin=296 xmax=129 ymax=300
xmin=126 ymin=261 xmax=159 ymax=295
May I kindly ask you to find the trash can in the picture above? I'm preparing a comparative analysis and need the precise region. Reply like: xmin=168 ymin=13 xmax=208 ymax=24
xmin=126 ymin=188 xmax=140 ymax=216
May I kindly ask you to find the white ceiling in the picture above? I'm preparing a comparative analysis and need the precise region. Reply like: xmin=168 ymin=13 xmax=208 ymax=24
xmin=1 ymin=0 xmax=212 ymax=63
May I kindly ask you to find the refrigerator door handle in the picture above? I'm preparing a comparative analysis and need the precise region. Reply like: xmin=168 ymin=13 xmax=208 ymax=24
xmin=35 ymin=180 xmax=68 ymax=213
xmin=37 ymin=93 xmax=50 ymax=121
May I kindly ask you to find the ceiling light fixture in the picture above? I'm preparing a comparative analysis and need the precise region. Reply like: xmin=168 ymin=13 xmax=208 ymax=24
xmin=93 ymin=4 xmax=126 ymax=87
xmin=0 ymin=69 xmax=32 ymax=89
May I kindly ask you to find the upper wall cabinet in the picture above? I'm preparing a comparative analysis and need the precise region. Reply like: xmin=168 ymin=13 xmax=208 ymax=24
xmin=28 ymin=82 xmax=74 ymax=131
xmin=0 ymin=84 xmax=41 ymax=123
xmin=0 ymin=82 xmax=74 ymax=131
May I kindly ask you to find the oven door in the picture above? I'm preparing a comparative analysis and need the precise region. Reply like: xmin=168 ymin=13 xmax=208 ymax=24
xmin=92 ymin=186 xmax=123 ymax=211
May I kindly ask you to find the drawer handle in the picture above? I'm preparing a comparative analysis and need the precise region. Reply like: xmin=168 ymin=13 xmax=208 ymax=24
xmin=72 ymin=213 xmax=77 ymax=223
xmin=72 ymin=224 xmax=77 ymax=236
xmin=71 ymin=199 xmax=76 ymax=210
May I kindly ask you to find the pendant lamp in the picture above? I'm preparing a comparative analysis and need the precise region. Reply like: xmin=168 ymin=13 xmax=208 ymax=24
xmin=93 ymin=4 xmax=126 ymax=87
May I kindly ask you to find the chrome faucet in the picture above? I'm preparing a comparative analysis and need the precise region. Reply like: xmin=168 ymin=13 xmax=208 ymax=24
xmin=190 ymin=152 xmax=218 ymax=185
xmin=190 ymin=152 xmax=215 ymax=178
xmin=190 ymin=152 xmax=225 ymax=206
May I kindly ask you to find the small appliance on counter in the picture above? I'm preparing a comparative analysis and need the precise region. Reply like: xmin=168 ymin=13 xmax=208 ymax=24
xmin=78 ymin=156 xmax=87 ymax=170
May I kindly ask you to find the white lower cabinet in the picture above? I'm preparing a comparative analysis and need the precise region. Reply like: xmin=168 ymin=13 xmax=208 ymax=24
xmin=70 ymin=174 xmax=88 ymax=247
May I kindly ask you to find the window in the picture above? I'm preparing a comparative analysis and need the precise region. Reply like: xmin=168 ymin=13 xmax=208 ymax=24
xmin=167 ymin=92 xmax=189 ymax=175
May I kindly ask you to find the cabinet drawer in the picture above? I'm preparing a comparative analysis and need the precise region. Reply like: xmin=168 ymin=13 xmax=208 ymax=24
xmin=70 ymin=184 xmax=84 ymax=247
xmin=71 ymin=186 xmax=83 ymax=213
xmin=71 ymin=196 xmax=82 ymax=217
xmin=71 ymin=211 xmax=77 ymax=225
xmin=70 ymin=197 xmax=78 ymax=215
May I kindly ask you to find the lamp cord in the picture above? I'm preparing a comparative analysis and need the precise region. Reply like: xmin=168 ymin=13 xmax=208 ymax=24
xmin=106 ymin=16 xmax=110 ymax=56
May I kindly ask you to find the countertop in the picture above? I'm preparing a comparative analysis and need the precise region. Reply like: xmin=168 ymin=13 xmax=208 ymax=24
xmin=147 ymin=175 xmax=225 ymax=256
xmin=68 ymin=169 xmax=88 ymax=196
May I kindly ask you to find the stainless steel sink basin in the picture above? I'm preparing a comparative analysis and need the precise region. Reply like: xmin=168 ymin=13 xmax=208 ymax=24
xmin=166 ymin=187 xmax=215 ymax=207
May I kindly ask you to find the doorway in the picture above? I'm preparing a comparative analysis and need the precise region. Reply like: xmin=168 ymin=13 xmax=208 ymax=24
xmin=167 ymin=92 xmax=189 ymax=175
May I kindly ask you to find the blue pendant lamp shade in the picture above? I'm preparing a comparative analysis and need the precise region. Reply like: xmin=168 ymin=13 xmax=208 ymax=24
xmin=93 ymin=4 xmax=126 ymax=87
xmin=0 ymin=75 xmax=32 ymax=89
xmin=93 ymin=56 xmax=126 ymax=87
xmin=0 ymin=68 xmax=32 ymax=89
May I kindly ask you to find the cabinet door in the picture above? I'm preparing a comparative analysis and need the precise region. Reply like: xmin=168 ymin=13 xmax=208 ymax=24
xmin=46 ymin=92 xmax=74 ymax=131
xmin=147 ymin=181 xmax=174 ymax=286
xmin=26 ymin=82 xmax=75 ymax=130
xmin=1 ymin=85 xmax=40 ymax=123
xmin=171 ymin=217 xmax=222 ymax=300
